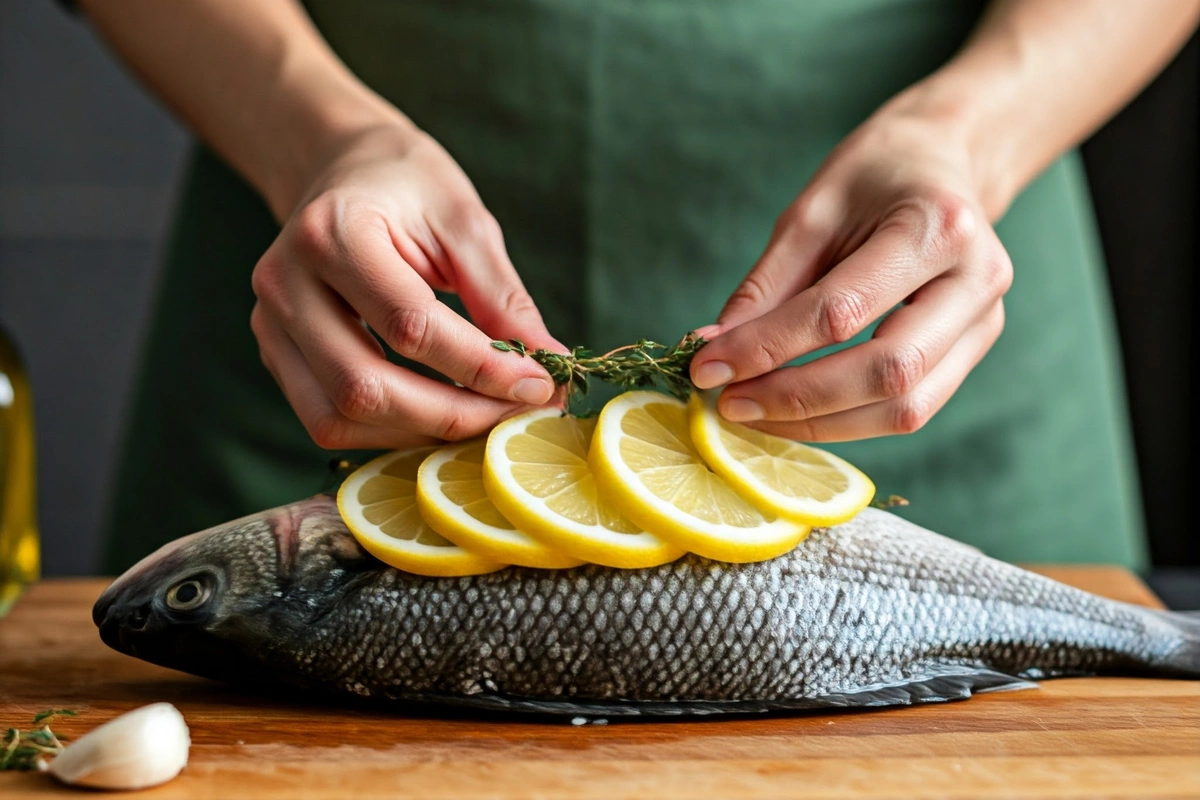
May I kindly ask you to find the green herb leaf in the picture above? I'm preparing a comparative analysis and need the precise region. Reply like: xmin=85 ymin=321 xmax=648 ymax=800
xmin=31 ymin=709 xmax=75 ymax=725
xmin=0 ymin=711 xmax=77 ymax=771
xmin=492 ymin=332 xmax=708 ymax=415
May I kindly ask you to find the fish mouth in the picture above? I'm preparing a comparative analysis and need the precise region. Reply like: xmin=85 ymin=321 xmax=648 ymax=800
xmin=94 ymin=588 xmax=255 ymax=684
xmin=94 ymin=582 xmax=159 ymax=659
xmin=93 ymin=579 xmax=122 ymax=630
xmin=98 ymin=613 xmax=138 ymax=657
xmin=97 ymin=616 xmax=180 ymax=666
xmin=96 ymin=611 xmax=123 ymax=651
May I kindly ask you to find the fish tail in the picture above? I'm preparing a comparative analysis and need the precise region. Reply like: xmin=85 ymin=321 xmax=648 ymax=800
xmin=1154 ymin=609 xmax=1200 ymax=678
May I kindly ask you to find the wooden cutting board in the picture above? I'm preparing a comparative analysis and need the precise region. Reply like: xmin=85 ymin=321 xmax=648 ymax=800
xmin=1 ymin=571 xmax=1196 ymax=799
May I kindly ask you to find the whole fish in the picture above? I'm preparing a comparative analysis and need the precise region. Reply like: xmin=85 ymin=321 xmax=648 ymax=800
xmin=94 ymin=495 xmax=1198 ymax=716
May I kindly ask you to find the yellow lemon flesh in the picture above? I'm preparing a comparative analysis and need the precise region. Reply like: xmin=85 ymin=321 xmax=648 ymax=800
xmin=687 ymin=391 xmax=875 ymax=525
xmin=589 ymin=391 xmax=809 ymax=563
xmin=337 ymin=448 xmax=505 ymax=577
xmin=483 ymin=408 xmax=682 ymax=568
xmin=417 ymin=439 xmax=584 ymax=569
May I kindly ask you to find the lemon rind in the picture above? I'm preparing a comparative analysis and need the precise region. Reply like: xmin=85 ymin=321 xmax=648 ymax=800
xmin=337 ymin=447 xmax=506 ymax=577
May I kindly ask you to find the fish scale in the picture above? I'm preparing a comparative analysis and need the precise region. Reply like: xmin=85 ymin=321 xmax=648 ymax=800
xmin=93 ymin=496 xmax=1198 ymax=717
xmin=277 ymin=513 xmax=1152 ymax=702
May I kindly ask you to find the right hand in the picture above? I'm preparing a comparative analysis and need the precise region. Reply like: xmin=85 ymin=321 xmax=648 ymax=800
xmin=250 ymin=125 xmax=562 ymax=450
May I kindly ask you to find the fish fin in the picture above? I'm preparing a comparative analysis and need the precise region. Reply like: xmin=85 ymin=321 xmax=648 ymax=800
xmin=388 ymin=664 xmax=1035 ymax=720
xmin=1153 ymin=609 xmax=1200 ymax=678
xmin=809 ymin=663 xmax=1037 ymax=709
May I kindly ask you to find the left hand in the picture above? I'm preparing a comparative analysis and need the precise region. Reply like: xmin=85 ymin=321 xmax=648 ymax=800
xmin=690 ymin=106 xmax=1014 ymax=442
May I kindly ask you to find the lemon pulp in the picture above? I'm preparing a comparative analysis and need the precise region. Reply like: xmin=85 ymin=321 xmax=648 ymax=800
xmin=337 ymin=448 xmax=505 ymax=577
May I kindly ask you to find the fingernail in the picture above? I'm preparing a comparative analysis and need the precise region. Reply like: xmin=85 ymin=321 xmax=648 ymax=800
xmin=513 ymin=377 xmax=554 ymax=404
xmin=693 ymin=360 xmax=735 ymax=389
xmin=723 ymin=397 xmax=764 ymax=422
xmin=693 ymin=324 xmax=721 ymax=340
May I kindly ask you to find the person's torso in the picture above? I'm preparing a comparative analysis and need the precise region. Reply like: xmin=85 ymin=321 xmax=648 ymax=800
xmin=304 ymin=0 xmax=988 ymax=349
xmin=109 ymin=0 xmax=1144 ymax=570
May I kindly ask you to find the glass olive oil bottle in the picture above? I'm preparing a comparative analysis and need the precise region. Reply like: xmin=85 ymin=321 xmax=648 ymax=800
xmin=0 ymin=324 xmax=38 ymax=617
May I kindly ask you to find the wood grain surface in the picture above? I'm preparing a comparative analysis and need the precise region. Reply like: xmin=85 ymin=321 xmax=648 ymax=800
xmin=1 ymin=570 xmax=1196 ymax=799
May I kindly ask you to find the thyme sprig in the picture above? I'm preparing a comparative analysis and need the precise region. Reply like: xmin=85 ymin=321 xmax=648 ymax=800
xmin=0 ymin=710 xmax=76 ymax=771
xmin=493 ymin=333 xmax=708 ymax=412
xmin=871 ymin=495 xmax=910 ymax=510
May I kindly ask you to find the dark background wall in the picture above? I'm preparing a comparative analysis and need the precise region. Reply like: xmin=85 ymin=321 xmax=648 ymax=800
xmin=1080 ymin=34 xmax=1198 ymax=572
xmin=1 ymin=5 xmax=1196 ymax=589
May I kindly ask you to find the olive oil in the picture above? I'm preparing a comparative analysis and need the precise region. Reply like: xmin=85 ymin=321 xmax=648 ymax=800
xmin=0 ymin=325 xmax=38 ymax=617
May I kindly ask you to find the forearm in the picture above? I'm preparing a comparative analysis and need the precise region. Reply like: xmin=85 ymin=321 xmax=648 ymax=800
xmin=78 ymin=0 xmax=413 ymax=220
xmin=888 ymin=0 xmax=1200 ymax=219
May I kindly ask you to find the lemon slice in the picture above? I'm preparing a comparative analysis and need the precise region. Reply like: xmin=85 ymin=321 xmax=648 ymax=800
xmin=483 ymin=408 xmax=683 ymax=568
xmin=688 ymin=391 xmax=875 ymax=525
xmin=337 ymin=448 xmax=505 ymax=577
xmin=589 ymin=391 xmax=809 ymax=563
xmin=417 ymin=439 xmax=584 ymax=569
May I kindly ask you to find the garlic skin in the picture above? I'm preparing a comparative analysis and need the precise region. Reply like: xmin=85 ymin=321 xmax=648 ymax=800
xmin=48 ymin=702 xmax=190 ymax=790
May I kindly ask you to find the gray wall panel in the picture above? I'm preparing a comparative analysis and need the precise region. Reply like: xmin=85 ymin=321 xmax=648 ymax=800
xmin=1 ymin=0 xmax=187 ymax=575
xmin=0 ymin=241 xmax=160 ymax=576
xmin=0 ymin=2 xmax=187 ymax=188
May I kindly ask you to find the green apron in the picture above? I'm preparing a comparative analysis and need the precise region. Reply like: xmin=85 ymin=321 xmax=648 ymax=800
xmin=102 ymin=0 xmax=1146 ymax=572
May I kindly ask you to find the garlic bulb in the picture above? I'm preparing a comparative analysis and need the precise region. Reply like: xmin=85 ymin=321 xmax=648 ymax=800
xmin=46 ymin=703 xmax=190 ymax=790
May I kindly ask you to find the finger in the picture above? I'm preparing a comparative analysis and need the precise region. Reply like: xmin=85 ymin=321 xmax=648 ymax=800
xmin=747 ymin=301 xmax=1004 ymax=442
xmin=252 ymin=282 xmax=527 ymax=440
xmin=309 ymin=225 xmax=557 ymax=405
xmin=434 ymin=206 xmax=566 ymax=352
xmin=714 ymin=191 xmax=843 ymax=333
xmin=692 ymin=193 xmax=976 ymax=390
xmin=716 ymin=269 xmax=992 ymax=423
xmin=251 ymin=304 xmax=441 ymax=450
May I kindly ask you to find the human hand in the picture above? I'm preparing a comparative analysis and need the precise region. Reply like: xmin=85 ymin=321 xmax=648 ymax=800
xmin=250 ymin=125 xmax=562 ymax=450
xmin=690 ymin=107 xmax=1014 ymax=442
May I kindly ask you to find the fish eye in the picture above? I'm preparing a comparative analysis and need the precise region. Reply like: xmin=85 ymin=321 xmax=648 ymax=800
xmin=165 ymin=576 xmax=212 ymax=612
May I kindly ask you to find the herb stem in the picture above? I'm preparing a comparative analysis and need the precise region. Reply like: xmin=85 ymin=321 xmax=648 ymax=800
xmin=0 ymin=711 xmax=75 ymax=771
xmin=492 ymin=332 xmax=708 ymax=413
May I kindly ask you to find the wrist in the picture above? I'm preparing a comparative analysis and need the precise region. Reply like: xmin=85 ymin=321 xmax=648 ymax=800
xmin=875 ymin=75 xmax=1021 ymax=221
xmin=259 ymin=76 xmax=420 ymax=220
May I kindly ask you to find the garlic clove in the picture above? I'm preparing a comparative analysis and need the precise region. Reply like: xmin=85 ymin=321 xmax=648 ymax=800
xmin=47 ymin=702 xmax=190 ymax=790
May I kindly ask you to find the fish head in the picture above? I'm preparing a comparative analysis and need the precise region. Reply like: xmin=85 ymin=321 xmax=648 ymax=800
xmin=93 ymin=494 xmax=376 ymax=686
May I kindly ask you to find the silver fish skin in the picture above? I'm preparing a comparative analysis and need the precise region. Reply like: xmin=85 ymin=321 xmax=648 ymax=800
xmin=93 ymin=495 xmax=1199 ymax=717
